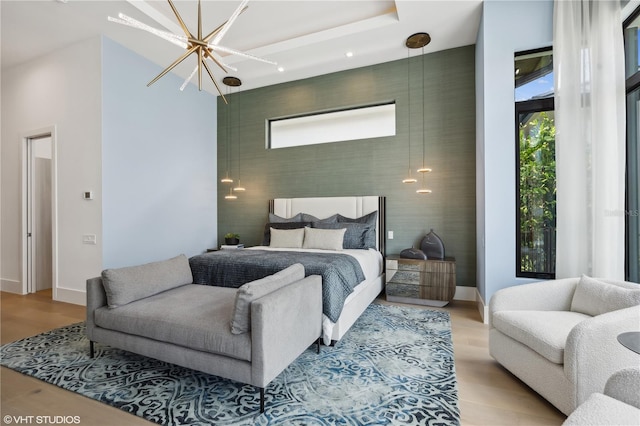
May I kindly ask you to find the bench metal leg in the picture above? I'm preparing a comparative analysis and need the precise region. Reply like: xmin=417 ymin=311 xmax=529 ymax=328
xmin=89 ymin=341 xmax=95 ymax=358
xmin=259 ymin=387 xmax=265 ymax=413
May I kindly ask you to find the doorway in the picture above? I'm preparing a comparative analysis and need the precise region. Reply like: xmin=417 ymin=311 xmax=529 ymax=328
xmin=22 ymin=128 xmax=57 ymax=297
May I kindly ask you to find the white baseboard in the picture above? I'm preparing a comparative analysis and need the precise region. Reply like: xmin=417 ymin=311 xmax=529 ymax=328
xmin=1 ymin=278 xmax=85 ymax=306
xmin=1 ymin=278 xmax=24 ymax=294
xmin=55 ymin=287 xmax=86 ymax=306
xmin=476 ymin=289 xmax=489 ymax=324
xmin=453 ymin=286 xmax=476 ymax=301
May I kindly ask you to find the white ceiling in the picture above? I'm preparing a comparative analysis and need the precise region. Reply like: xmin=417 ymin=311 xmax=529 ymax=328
xmin=1 ymin=0 xmax=483 ymax=93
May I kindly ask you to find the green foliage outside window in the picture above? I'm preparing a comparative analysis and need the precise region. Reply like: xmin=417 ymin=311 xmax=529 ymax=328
xmin=519 ymin=111 xmax=556 ymax=274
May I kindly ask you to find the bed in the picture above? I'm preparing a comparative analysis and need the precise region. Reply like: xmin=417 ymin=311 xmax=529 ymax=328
xmin=189 ymin=196 xmax=386 ymax=344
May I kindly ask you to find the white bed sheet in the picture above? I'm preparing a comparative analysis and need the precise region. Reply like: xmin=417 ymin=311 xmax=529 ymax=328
xmin=246 ymin=246 xmax=383 ymax=343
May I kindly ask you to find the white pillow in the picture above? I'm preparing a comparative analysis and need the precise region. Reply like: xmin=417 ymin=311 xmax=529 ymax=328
xmin=269 ymin=227 xmax=304 ymax=248
xmin=571 ymin=275 xmax=640 ymax=316
xmin=302 ymin=227 xmax=346 ymax=251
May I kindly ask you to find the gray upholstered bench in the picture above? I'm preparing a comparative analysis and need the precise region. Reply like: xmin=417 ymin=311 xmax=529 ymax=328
xmin=86 ymin=256 xmax=322 ymax=412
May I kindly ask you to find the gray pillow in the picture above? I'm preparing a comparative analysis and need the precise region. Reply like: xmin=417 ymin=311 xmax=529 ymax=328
xmin=268 ymin=212 xmax=303 ymax=223
xmin=101 ymin=254 xmax=193 ymax=308
xmin=270 ymin=227 xmax=305 ymax=248
xmin=262 ymin=221 xmax=310 ymax=246
xmin=302 ymin=227 xmax=346 ymax=251
xmin=313 ymin=222 xmax=372 ymax=249
xmin=336 ymin=211 xmax=378 ymax=249
xmin=301 ymin=213 xmax=338 ymax=223
xmin=571 ymin=275 xmax=640 ymax=316
xmin=230 ymin=263 xmax=305 ymax=334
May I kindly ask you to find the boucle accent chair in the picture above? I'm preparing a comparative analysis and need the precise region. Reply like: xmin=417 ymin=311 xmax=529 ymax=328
xmin=489 ymin=275 xmax=640 ymax=415
xmin=563 ymin=367 xmax=640 ymax=425
xmin=86 ymin=256 xmax=323 ymax=412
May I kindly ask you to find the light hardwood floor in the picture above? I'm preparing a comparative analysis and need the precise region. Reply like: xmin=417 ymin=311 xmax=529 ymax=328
xmin=1 ymin=290 xmax=566 ymax=426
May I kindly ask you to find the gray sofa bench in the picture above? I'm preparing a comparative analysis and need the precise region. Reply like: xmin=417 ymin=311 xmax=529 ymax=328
xmin=86 ymin=255 xmax=322 ymax=412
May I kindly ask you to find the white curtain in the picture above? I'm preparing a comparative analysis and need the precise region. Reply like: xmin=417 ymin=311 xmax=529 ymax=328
xmin=554 ymin=0 xmax=626 ymax=279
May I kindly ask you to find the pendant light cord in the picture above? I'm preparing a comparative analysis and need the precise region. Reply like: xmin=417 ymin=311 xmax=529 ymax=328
xmin=226 ymin=87 xmax=231 ymax=177
xmin=407 ymin=48 xmax=411 ymax=173
xmin=421 ymin=45 xmax=426 ymax=169
xmin=236 ymin=88 xmax=241 ymax=180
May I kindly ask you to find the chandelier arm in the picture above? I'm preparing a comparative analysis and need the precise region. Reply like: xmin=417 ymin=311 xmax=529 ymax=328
xmin=109 ymin=15 xmax=187 ymax=49
xmin=180 ymin=66 xmax=198 ymax=92
xmin=203 ymin=6 xmax=248 ymax=43
xmin=201 ymin=59 xmax=228 ymax=104
xmin=221 ymin=62 xmax=238 ymax=72
xmin=209 ymin=44 xmax=277 ymax=65
xmin=212 ymin=0 xmax=249 ymax=45
xmin=197 ymin=0 xmax=202 ymax=40
xmin=147 ymin=45 xmax=199 ymax=87
xmin=167 ymin=0 xmax=194 ymax=39
xmin=204 ymin=23 xmax=224 ymax=43
xmin=198 ymin=48 xmax=203 ymax=91
xmin=204 ymin=49 xmax=229 ymax=73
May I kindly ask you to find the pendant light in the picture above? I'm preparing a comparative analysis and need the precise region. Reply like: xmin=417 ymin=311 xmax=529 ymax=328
xmin=224 ymin=187 xmax=237 ymax=200
xmin=220 ymin=83 xmax=233 ymax=184
xmin=402 ymin=45 xmax=416 ymax=184
xmin=229 ymin=77 xmax=246 ymax=193
xmin=407 ymin=33 xmax=433 ymax=195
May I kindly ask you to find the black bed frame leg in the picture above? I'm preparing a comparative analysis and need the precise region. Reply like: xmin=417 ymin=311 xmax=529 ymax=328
xmin=259 ymin=387 xmax=265 ymax=413
xmin=317 ymin=337 xmax=321 ymax=354
xmin=89 ymin=341 xmax=95 ymax=358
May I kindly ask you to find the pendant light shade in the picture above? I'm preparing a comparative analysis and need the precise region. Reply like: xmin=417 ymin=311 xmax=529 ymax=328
xmin=224 ymin=187 xmax=237 ymax=200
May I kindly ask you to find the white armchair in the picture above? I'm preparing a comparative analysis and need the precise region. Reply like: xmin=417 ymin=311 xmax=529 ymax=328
xmin=563 ymin=367 xmax=640 ymax=425
xmin=489 ymin=276 xmax=640 ymax=415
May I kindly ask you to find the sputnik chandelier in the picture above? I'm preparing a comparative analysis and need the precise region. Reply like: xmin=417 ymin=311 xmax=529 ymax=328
xmin=108 ymin=0 xmax=276 ymax=103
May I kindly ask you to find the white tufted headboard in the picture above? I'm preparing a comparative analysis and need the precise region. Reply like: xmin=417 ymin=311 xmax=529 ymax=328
xmin=269 ymin=196 xmax=385 ymax=253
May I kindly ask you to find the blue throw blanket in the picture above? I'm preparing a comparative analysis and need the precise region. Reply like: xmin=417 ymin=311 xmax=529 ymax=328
xmin=189 ymin=249 xmax=365 ymax=322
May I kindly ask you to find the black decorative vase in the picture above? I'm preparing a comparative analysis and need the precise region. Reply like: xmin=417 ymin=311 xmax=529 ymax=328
xmin=420 ymin=229 xmax=445 ymax=259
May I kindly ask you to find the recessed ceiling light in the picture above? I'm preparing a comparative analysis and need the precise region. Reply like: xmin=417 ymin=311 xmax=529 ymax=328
xmin=277 ymin=66 xmax=285 ymax=72
xmin=345 ymin=51 xmax=354 ymax=58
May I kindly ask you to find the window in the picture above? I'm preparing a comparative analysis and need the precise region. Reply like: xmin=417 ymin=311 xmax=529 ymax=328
xmin=515 ymin=48 xmax=556 ymax=278
xmin=624 ymin=9 xmax=640 ymax=282
xmin=267 ymin=102 xmax=396 ymax=149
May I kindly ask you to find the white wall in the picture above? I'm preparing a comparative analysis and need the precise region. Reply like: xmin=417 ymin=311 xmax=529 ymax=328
xmin=1 ymin=37 xmax=103 ymax=304
xmin=1 ymin=36 xmax=219 ymax=304
xmin=476 ymin=0 xmax=554 ymax=314
xmin=101 ymin=37 xmax=217 ymax=268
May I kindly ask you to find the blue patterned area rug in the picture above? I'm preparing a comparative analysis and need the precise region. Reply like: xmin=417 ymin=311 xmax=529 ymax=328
xmin=1 ymin=303 xmax=459 ymax=425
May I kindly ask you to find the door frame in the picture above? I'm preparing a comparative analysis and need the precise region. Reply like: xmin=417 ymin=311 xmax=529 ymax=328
xmin=21 ymin=125 xmax=58 ymax=298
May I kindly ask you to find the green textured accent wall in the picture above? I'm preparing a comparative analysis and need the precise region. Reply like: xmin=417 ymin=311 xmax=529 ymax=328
xmin=218 ymin=45 xmax=476 ymax=287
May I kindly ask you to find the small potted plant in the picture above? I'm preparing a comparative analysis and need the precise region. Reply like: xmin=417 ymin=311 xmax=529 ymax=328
xmin=224 ymin=233 xmax=240 ymax=245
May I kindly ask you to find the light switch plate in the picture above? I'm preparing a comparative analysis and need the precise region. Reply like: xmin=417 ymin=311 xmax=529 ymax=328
xmin=83 ymin=234 xmax=97 ymax=245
